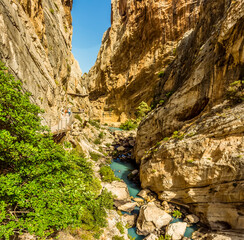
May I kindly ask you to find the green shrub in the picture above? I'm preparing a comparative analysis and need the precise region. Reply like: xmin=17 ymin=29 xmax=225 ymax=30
xmin=173 ymin=210 xmax=182 ymax=218
xmin=112 ymin=236 xmax=125 ymax=240
xmin=128 ymin=235 xmax=135 ymax=240
xmin=74 ymin=114 xmax=83 ymax=124
xmin=99 ymin=165 xmax=119 ymax=183
xmin=89 ymin=152 xmax=101 ymax=162
xmin=116 ymin=222 xmax=125 ymax=234
xmin=88 ymin=119 xmax=100 ymax=128
xmin=171 ymin=131 xmax=185 ymax=140
xmin=158 ymin=71 xmax=165 ymax=78
xmin=99 ymin=131 xmax=104 ymax=139
xmin=49 ymin=8 xmax=54 ymax=14
xmin=120 ymin=119 xmax=138 ymax=130
xmin=94 ymin=138 xmax=101 ymax=145
xmin=136 ymin=101 xmax=151 ymax=119
xmin=0 ymin=62 xmax=113 ymax=239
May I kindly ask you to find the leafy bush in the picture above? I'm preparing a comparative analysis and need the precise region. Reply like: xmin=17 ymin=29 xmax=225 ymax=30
xmin=136 ymin=101 xmax=151 ymax=120
xmin=158 ymin=71 xmax=165 ymax=78
xmin=157 ymin=234 xmax=171 ymax=240
xmin=74 ymin=114 xmax=83 ymax=124
xmin=120 ymin=119 xmax=138 ymax=131
xmin=99 ymin=131 xmax=104 ymax=139
xmin=99 ymin=165 xmax=119 ymax=183
xmin=89 ymin=152 xmax=101 ymax=162
xmin=116 ymin=222 xmax=125 ymax=234
xmin=112 ymin=236 xmax=125 ymax=240
xmin=173 ymin=210 xmax=182 ymax=218
xmin=0 ymin=62 xmax=113 ymax=239
xmin=88 ymin=119 xmax=100 ymax=128
xmin=94 ymin=138 xmax=101 ymax=145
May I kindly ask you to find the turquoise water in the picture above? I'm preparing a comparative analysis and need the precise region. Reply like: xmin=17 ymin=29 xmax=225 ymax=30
xmin=111 ymin=158 xmax=197 ymax=239
xmin=111 ymin=159 xmax=141 ymax=198
xmin=108 ymin=127 xmax=123 ymax=132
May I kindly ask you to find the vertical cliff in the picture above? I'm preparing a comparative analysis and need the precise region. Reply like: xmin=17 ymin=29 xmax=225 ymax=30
xmin=86 ymin=0 xmax=202 ymax=122
xmin=0 ymin=0 xmax=88 ymax=122
xmin=134 ymin=0 xmax=244 ymax=233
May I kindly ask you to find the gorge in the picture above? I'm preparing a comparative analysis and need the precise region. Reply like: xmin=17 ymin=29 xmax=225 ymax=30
xmin=0 ymin=0 xmax=243 ymax=240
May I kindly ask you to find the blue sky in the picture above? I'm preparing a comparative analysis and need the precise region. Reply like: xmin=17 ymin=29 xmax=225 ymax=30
xmin=71 ymin=0 xmax=111 ymax=74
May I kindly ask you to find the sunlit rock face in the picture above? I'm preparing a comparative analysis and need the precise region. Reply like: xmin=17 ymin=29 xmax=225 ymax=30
xmin=0 ymin=0 xmax=88 ymax=121
xmin=86 ymin=0 xmax=202 ymax=122
xmin=134 ymin=0 xmax=244 ymax=234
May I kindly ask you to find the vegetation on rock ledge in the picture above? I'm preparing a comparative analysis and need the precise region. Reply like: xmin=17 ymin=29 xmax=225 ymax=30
xmin=0 ymin=62 xmax=113 ymax=239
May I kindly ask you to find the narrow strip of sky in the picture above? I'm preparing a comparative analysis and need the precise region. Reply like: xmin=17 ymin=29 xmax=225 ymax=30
xmin=71 ymin=0 xmax=111 ymax=74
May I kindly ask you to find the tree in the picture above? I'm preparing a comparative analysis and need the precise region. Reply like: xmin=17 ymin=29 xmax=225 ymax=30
xmin=0 ymin=62 xmax=113 ymax=239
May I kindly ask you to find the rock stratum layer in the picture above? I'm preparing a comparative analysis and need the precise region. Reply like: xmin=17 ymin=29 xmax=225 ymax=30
xmin=0 ymin=0 xmax=88 ymax=122
xmin=134 ymin=0 xmax=244 ymax=235
xmin=86 ymin=0 xmax=202 ymax=122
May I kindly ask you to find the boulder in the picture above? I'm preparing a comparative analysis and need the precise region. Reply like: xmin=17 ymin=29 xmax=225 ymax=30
xmin=185 ymin=214 xmax=199 ymax=224
xmin=18 ymin=234 xmax=36 ymax=240
xmin=137 ymin=189 xmax=151 ymax=199
xmin=133 ymin=197 xmax=144 ymax=203
xmin=104 ymin=181 xmax=131 ymax=207
xmin=129 ymin=140 xmax=135 ymax=147
xmin=137 ymin=202 xmax=172 ymax=235
xmin=144 ymin=233 xmax=158 ymax=240
xmin=166 ymin=222 xmax=187 ymax=240
xmin=117 ymin=146 xmax=125 ymax=151
xmin=123 ymin=214 xmax=137 ymax=227
xmin=118 ymin=202 xmax=138 ymax=213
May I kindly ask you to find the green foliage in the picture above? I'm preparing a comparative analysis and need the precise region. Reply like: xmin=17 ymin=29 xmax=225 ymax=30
xmin=63 ymin=141 xmax=72 ymax=149
xmin=158 ymin=71 xmax=165 ymax=78
xmin=88 ymin=119 xmax=100 ymax=129
xmin=166 ymin=91 xmax=173 ymax=98
xmin=136 ymin=101 xmax=151 ymax=120
xmin=171 ymin=131 xmax=185 ymax=140
xmin=99 ymin=165 xmax=119 ymax=183
xmin=99 ymin=131 xmax=104 ymax=139
xmin=187 ymin=159 xmax=194 ymax=163
xmin=120 ymin=119 xmax=138 ymax=131
xmin=0 ymin=62 xmax=113 ymax=239
xmin=74 ymin=114 xmax=83 ymax=124
xmin=128 ymin=235 xmax=136 ymax=240
xmin=112 ymin=236 xmax=125 ymax=240
xmin=116 ymin=222 xmax=125 ymax=234
xmin=157 ymin=234 xmax=171 ymax=240
xmin=173 ymin=210 xmax=182 ymax=218
xmin=94 ymin=138 xmax=101 ymax=145
xmin=89 ymin=152 xmax=101 ymax=162
xmin=227 ymin=80 xmax=244 ymax=103
xmin=49 ymin=8 xmax=54 ymax=14
xmin=163 ymin=137 xmax=169 ymax=141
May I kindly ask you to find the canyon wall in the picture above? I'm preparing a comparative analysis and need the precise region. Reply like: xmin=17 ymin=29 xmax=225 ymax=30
xmin=0 ymin=0 xmax=88 ymax=124
xmin=134 ymin=0 xmax=244 ymax=234
xmin=86 ymin=0 xmax=202 ymax=122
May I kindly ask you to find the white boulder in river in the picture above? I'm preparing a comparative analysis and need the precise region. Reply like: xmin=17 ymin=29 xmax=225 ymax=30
xmin=166 ymin=222 xmax=187 ymax=240
xmin=103 ymin=181 xmax=131 ymax=207
xmin=137 ymin=202 xmax=172 ymax=235
xmin=118 ymin=202 xmax=138 ymax=213
xmin=144 ymin=233 xmax=158 ymax=240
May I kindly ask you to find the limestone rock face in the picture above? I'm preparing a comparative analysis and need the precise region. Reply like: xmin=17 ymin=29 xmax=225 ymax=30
xmin=86 ymin=0 xmax=202 ymax=122
xmin=136 ymin=202 xmax=172 ymax=235
xmin=0 ymin=0 xmax=88 ymax=122
xmin=135 ymin=0 xmax=244 ymax=233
